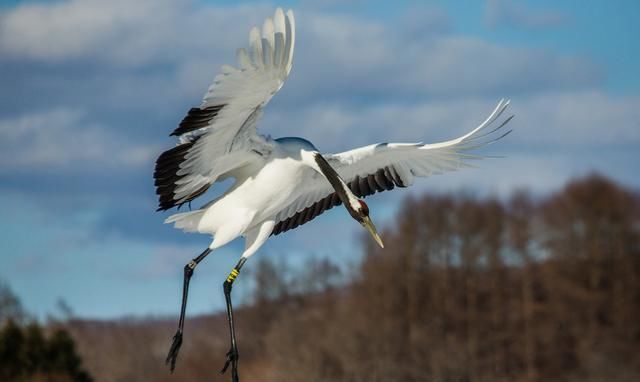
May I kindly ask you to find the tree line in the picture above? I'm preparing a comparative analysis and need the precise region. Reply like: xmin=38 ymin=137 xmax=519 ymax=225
xmin=0 ymin=283 xmax=92 ymax=382
xmin=248 ymin=174 xmax=640 ymax=381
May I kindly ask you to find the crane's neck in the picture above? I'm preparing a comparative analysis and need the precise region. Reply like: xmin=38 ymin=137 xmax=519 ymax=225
xmin=306 ymin=151 xmax=361 ymax=218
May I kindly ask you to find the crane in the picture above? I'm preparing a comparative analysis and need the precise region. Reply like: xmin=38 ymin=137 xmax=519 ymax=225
xmin=154 ymin=8 xmax=513 ymax=381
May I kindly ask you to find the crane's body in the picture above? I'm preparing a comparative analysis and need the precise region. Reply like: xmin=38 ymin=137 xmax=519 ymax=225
xmin=154 ymin=8 xmax=513 ymax=382
xmin=167 ymin=137 xmax=322 ymax=245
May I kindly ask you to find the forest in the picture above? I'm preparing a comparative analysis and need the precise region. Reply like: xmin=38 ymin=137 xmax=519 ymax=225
xmin=1 ymin=173 xmax=639 ymax=381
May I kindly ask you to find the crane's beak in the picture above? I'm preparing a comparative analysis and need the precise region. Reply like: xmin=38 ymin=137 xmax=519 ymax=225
xmin=361 ymin=216 xmax=384 ymax=248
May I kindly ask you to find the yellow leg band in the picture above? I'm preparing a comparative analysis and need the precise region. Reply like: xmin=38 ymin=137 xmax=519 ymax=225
xmin=226 ymin=268 xmax=240 ymax=283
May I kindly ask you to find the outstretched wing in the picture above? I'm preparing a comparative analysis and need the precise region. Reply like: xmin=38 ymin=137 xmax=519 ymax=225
xmin=271 ymin=100 xmax=513 ymax=235
xmin=154 ymin=8 xmax=296 ymax=211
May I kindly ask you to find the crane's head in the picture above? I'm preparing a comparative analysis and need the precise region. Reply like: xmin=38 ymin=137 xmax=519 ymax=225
xmin=351 ymin=199 xmax=384 ymax=248
xmin=309 ymin=151 xmax=384 ymax=248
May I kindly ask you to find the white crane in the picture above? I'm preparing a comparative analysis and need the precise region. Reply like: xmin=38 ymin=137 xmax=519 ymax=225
xmin=154 ymin=8 xmax=512 ymax=381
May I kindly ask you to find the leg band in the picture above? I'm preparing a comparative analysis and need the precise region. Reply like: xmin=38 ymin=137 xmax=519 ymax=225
xmin=226 ymin=268 xmax=240 ymax=283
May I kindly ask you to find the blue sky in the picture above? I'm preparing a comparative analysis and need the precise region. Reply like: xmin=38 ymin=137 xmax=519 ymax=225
xmin=1 ymin=0 xmax=639 ymax=319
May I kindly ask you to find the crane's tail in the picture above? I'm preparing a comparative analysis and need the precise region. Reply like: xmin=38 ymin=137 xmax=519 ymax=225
xmin=165 ymin=209 xmax=206 ymax=233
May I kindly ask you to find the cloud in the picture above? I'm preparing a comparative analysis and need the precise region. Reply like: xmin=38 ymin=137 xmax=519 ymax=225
xmin=276 ymin=10 xmax=599 ymax=104
xmin=0 ymin=0 xmax=270 ymax=66
xmin=0 ymin=108 xmax=158 ymax=170
xmin=0 ymin=1 xmax=631 ymax=226
xmin=485 ymin=0 xmax=569 ymax=30
xmin=1 ymin=1 xmax=598 ymax=108
xmin=508 ymin=91 xmax=640 ymax=147
xmin=0 ymin=0 xmax=163 ymax=63
xmin=406 ymin=37 xmax=599 ymax=96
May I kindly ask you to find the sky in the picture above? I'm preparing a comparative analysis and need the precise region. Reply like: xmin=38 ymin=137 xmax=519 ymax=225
xmin=1 ymin=0 xmax=639 ymax=320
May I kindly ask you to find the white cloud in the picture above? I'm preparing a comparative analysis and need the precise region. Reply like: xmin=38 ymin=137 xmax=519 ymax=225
xmin=409 ymin=36 xmax=599 ymax=95
xmin=485 ymin=0 xmax=568 ymax=30
xmin=0 ymin=0 xmax=161 ymax=62
xmin=0 ymin=2 xmax=633 ymax=187
xmin=279 ymin=9 xmax=598 ymax=102
xmin=0 ymin=108 xmax=158 ymax=169
xmin=509 ymin=91 xmax=640 ymax=146
xmin=0 ymin=0 xmax=270 ymax=66
xmin=1 ymin=0 xmax=598 ymax=100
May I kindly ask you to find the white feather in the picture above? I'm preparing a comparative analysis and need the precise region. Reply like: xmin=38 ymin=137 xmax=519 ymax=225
xmin=274 ymin=100 xmax=513 ymax=221
xmin=249 ymin=26 xmax=263 ymax=69
xmin=284 ymin=10 xmax=295 ymax=74
xmin=165 ymin=9 xmax=296 ymax=207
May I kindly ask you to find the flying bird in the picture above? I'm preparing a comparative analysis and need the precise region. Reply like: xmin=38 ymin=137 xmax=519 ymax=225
xmin=154 ymin=8 xmax=512 ymax=381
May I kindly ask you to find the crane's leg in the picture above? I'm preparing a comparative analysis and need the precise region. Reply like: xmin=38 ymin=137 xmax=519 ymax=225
xmin=166 ymin=247 xmax=212 ymax=371
xmin=220 ymin=256 xmax=246 ymax=382
xmin=220 ymin=221 xmax=275 ymax=382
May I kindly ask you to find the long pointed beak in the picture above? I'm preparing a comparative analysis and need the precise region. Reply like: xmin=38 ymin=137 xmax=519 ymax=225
xmin=362 ymin=216 xmax=384 ymax=248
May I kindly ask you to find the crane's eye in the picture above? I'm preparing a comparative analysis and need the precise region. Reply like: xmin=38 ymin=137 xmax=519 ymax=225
xmin=358 ymin=200 xmax=369 ymax=216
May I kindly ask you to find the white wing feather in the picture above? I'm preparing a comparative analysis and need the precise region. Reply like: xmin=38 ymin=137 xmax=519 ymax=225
xmin=161 ymin=8 xmax=295 ymax=208
xmin=273 ymin=100 xmax=513 ymax=225
xmin=332 ymin=100 xmax=513 ymax=183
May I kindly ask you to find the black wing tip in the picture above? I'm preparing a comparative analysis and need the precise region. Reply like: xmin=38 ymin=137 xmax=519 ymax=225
xmin=155 ymin=104 xmax=224 ymax=210
xmin=154 ymin=183 xmax=211 ymax=212
xmin=153 ymin=137 xmax=210 ymax=212
xmin=169 ymin=104 xmax=226 ymax=137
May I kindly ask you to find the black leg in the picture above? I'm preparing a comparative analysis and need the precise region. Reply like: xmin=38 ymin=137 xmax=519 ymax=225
xmin=220 ymin=257 xmax=247 ymax=382
xmin=166 ymin=247 xmax=212 ymax=372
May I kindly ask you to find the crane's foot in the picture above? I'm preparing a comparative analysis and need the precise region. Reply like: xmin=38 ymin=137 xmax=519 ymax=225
xmin=165 ymin=330 xmax=183 ymax=372
xmin=220 ymin=346 xmax=239 ymax=382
